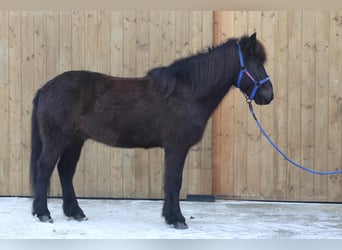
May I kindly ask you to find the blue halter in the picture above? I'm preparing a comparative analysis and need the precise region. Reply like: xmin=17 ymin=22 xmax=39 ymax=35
xmin=236 ymin=43 xmax=270 ymax=101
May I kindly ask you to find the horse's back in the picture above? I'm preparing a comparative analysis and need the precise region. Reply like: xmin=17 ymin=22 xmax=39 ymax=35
xmin=36 ymin=71 xmax=106 ymax=136
xmin=36 ymin=70 xmax=163 ymax=143
xmin=35 ymin=70 xmax=200 ymax=149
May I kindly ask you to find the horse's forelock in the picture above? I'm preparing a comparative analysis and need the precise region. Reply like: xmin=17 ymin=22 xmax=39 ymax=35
xmin=239 ymin=35 xmax=267 ymax=63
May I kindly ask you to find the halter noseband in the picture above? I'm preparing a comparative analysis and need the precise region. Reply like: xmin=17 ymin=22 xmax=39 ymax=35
xmin=236 ymin=43 xmax=270 ymax=102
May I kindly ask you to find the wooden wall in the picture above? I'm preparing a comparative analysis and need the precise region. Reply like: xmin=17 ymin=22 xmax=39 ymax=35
xmin=1 ymin=10 xmax=341 ymax=202
xmin=0 ymin=11 xmax=213 ymax=199
xmin=212 ymin=11 xmax=342 ymax=202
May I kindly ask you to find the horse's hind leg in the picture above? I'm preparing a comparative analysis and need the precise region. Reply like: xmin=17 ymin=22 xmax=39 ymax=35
xmin=162 ymin=147 xmax=189 ymax=229
xmin=57 ymin=136 xmax=86 ymax=221
xmin=32 ymin=137 xmax=68 ymax=223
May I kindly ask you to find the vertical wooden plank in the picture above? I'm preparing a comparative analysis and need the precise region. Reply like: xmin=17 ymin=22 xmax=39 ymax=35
xmin=135 ymin=11 xmax=150 ymax=198
xmin=148 ymin=11 xmax=163 ymax=199
xmin=175 ymin=11 xmax=191 ymax=198
xmin=0 ymin=11 xmax=9 ymax=195
xmin=58 ymin=12 xmax=72 ymax=73
xmin=84 ymin=13 xmax=98 ymax=89
xmin=202 ymin=10 xmax=213 ymax=51
xmin=46 ymin=11 xmax=61 ymax=196
xmin=97 ymin=10 xmax=112 ymax=197
xmin=328 ymin=10 xmax=342 ymax=201
xmin=273 ymin=11 xmax=288 ymax=200
xmin=260 ymin=11 xmax=276 ymax=200
xmin=110 ymin=11 xmax=124 ymax=198
xmin=246 ymin=11 xmax=262 ymax=198
xmin=159 ymin=11 xmax=176 ymax=198
xmin=189 ymin=11 xmax=202 ymax=61
xmin=162 ymin=11 xmax=176 ymax=66
xmin=21 ymin=11 xmax=35 ymax=196
xmin=123 ymin=11 xmax=137 ymax=77
xmin=33 ymin=12 xmax=47 ymax=92
xmin=71 ymin=11 xmax=85 ymax=71
xmin=287 ymin=10 xmax=302 ymax=201
xmin=233 ymin=11 xmax=248 ymax=198
xmin=300 ymin=11 xmax=315 ymax=201
xmin=212 ymin=11 xmax=235 ymax=196
xmin=71 ymin=11 xmax=86 ymax=197
xmin=59 ymin=11 xmax=73 ymax=196
xmin=175 ymin=11 xmax=189 ymax=61
xmin=111 ymin=12 xmax=124 ymax=77
xmin=212 ymin=11 xmax=223 ymax=195
xmin=122 ymin=11 xmax=137 ymax=198
xmin=200 ymin=11 xmax=213 ymax=195
xmin=33 ymin=12 xmax=47 ymax=196
xmin=8 ymin=11 xmax=22 ymax=195
xmin=188 ymin=11 xmax=202 ymax=195
xmin=46 ymin=11 xmax=60 ymax=79
xmin=314 ymin=11 xmax=330 ymax=200
xmin=84 ymin=11 xmax=98 ymax=197
xmin=98 ymin=11 xmax=111 ymax=75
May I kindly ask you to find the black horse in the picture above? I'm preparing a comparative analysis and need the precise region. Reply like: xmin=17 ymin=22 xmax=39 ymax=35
xmin=30 ymin=33 xmax=273 ymax=229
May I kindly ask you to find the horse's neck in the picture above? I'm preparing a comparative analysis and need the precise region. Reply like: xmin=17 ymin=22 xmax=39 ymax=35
xmin=196 ymin=81 xmax=234 ymax=121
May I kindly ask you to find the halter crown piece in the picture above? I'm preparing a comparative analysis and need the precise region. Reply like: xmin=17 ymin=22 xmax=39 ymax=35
xmin=236 ymin=43 xmax=270 ymax=102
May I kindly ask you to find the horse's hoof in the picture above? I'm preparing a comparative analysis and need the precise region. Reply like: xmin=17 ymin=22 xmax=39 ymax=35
xmin=73 ymin=214 xmax=88 ymax=222
xmin=38 ymin=215 xmax=54 ymax=223
xmin=73 ymin=215 xmax=88 ymax=221
xmin=172 ymin=221 xmax=188 ymax=230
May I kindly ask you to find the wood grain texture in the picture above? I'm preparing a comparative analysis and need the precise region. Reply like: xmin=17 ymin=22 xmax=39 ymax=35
xmin=287 ymin=11 xmax=302 ymax=201
xmin=212 ymin=11 xmax=235 ymax=196
xmin=71 ymin=10 xmax=85 ymax=197
xmin=0 ymin=11 xmax=9 ymax=195
xmin=300 ymin=11 xmax=315 ymax=201
xmin=273 ymin=11 xmax=288 ymax=200
xmin=47 ymin=11 xmax=62 ymax=196
xmin=0 ymin=10 xmax=213 ymax=198
xmin=328 ymin=10 xmax=342 ymax=201
xmin=246 ymin=11 xmax=262 ymax=198
xmin=213 ymin=11 xmax=342 ymax=202
xmin=2 ymin=11 xmax=340 ymax=202
xmin=97 ymin=10 xmax=112 ymax=198
xmin=314 ymin=11 xmax=330 ymax=200
xmin=233 ymin=11 xmax=248 ymax=198
xmin=8 ymin=11 xmax=22 ymax=195
xmin=21 ymin=11 xmax=35 ymax=196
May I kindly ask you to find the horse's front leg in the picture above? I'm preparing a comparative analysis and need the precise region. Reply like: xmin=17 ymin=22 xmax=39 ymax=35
xmin=162 ymin=147 xmax=189 ymax=229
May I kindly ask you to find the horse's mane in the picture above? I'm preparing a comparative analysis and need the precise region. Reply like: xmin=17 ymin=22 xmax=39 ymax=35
xmin=147 ymin=35 xmax=267 ymax=98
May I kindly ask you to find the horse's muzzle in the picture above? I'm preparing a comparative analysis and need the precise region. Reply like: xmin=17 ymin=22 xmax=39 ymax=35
xmin=254 ymin=91 xmax=274 ymax=105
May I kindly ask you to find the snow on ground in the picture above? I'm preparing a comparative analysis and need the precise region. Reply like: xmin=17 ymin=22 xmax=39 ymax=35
xmin=0 ymin=197 xmax=341 ymax=239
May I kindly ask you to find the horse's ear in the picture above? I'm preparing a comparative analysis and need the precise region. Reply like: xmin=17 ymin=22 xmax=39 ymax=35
xmin=240 ymin=33 xmax=259 ymax=57
xmin=249 ymin=33 xmax=257 ymax=48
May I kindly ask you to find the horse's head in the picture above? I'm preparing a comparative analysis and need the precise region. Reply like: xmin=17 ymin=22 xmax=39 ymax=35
xmin=236 ymin=33 xmax=274 ymax=105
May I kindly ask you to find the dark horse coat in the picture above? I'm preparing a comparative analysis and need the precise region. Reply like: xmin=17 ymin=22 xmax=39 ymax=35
xmin=30 ymin=33 xmax=273 ymax=229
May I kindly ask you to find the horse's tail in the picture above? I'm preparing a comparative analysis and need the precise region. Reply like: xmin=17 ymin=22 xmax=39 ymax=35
xmin=30 ymin=89 xmax=42 ymax=194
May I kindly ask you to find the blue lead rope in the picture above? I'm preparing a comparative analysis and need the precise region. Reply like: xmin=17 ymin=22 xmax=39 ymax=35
xmin=248 ymin=102 xmax=342 ymax=175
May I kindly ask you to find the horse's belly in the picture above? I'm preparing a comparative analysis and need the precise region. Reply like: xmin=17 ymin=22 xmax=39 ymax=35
xmin=115 ymin=131 xmax=161 ymax=149
xmin=80 ymin=123 xmax=161 ymax=149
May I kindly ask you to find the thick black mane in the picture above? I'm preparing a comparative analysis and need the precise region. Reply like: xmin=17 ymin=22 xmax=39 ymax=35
xmin=147 ymin=38 xmax=239 ymax=98
xmin=147 ymin=35 xmax=267 ymax=98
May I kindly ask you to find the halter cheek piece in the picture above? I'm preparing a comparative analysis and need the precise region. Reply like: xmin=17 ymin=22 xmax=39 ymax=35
xmin=236 ymin=43 xmax=270 ymax=102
